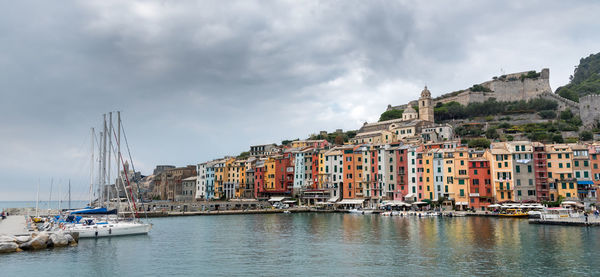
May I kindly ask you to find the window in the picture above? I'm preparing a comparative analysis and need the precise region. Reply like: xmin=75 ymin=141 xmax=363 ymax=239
xmin=516 ymin=165 xmax=520 ymax=173
xmin=528 ymin=165 xmax=532 ymax=173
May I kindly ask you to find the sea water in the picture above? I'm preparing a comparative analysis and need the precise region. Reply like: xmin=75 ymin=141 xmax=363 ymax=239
xmin=1 ymin=213 xmax=599 ymax=276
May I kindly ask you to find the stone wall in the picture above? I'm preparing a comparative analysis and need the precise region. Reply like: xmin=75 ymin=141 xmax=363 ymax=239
xmin=580 ymin=94 xmax=600 ymax=127
xmin=433 ymin=68 xmax=551 ymax=106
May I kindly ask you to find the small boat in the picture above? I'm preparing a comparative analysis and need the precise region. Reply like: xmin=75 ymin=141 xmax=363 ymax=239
xmin=527 ymin=210 xmax=542 ymax=219
xmin=283 ymin=210 xmax=291 ymax=214
xmin=381 ymin=211 xmax=392 ymax=216
xmin=499 ymin=208 xmax=528 ymax=217
xmin=348 ymin=209 xmax=374 ymax=215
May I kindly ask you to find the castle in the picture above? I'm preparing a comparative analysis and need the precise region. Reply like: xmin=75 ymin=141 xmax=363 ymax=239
xmin=386 ymin=68 xmax=600 ymax=127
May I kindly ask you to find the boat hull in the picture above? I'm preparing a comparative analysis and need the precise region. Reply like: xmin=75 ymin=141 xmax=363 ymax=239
xmin=68 ymin=222 xmax=152 ymax=238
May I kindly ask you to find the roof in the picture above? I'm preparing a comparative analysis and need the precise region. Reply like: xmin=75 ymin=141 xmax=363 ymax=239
xmin=182 ymin=176 xmax=197 ymax=181
xmin=336 ymin=199 xmax=365 ymax=205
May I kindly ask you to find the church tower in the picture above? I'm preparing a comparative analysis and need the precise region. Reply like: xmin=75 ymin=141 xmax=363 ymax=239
xmin=418 ymin=86 xmax=434 ymax=122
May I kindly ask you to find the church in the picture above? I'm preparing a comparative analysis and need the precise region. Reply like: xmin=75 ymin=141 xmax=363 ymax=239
xmin=351 ymin=87 xmax=452 ymax=144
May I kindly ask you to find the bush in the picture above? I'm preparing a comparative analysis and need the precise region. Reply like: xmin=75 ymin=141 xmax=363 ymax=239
xmin=379 ymin=110 xmax=403 ymax=121
xmin=506 ymin=135 xmax=514 ymax=141
xmin=486 ymin=128 xmax=499 ymax=139
xmin=552 ymin=134 xmax=564 ymax=143
xmin=560 ymin=109 xmax=573 ymax=120
xmin=468 ymin=138 xmax=491 ymax=149
xmin=498 ymin=122 xmax=511 ymax=129
xmin=580 ymin=131 xmax=593 ymax=141
xmin=538 ymin=110 xmax=556 ymax=119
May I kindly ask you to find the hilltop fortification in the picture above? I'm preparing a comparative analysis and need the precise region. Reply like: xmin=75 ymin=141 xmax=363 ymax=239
xmin=434 ymin=69 xmax=551 ymax=106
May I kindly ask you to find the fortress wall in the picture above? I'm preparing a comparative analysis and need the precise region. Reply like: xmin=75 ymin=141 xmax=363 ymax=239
xmin=580 ymin=94 xmax=600 ymax=127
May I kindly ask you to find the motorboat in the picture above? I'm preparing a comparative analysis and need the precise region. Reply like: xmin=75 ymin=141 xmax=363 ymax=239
xmin=499 ymin=208 xmax=529 ymax=217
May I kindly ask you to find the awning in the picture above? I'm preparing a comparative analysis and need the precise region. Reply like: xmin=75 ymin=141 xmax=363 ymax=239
xmin=282 ymin=200 xmax=296 ymax=204
xmin=404 ymin=193 xmax=416 ymax=198
xmin=488 ymin=204 xmax=501 ymax=208
xmin=268 ymin=196 xmax=286 ymax=202
xmin=328 ymin=196 xmax=340 ymax=203
xmin=561 ymin=201 xmax=578 ymax=205
xmin=412 ymin=201 xmax=428 ymax=205
xmin=382 ymin=200 xmax=409 ymax=206
xmin=455 ymin=202 xmax=468 ymax=205
xmin=336 ymin=199 xmax=365 ymax=205
xmin=577 ymin=180 xmax=594 ymax=185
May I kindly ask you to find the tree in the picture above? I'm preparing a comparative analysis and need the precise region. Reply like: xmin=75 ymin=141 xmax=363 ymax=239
xmin=334 ymin=134 xmax=345 ymax=145
xmin=468 ymin=138 xmax=491 ymax=149
xmin=237 ymin=151 xmax=250 ymax=159
xmin=580 ymin=131 xmax=593 ymax=141
xmin=486 ymin=128 xmax=499 ymax=139
xmin=379 ymin=110 xmax=403 ymax=121
xmin=552 ymin=134 xmax=564 ymax=143
xmin=560 ymin=109 xmax=574 ymax=121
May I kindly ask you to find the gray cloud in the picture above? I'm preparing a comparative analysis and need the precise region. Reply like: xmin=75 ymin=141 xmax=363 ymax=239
xmin=1 ymin=0 xmax=600 ymax=200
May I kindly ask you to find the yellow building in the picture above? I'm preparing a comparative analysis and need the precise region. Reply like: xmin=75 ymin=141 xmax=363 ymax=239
xmin=265 ymin=157 xmax=277 ymax=190
xmin=442 ymin=149 xmax=456 ymax=202
xmin=545 ymin=144 xmax=577 ymax=200
xmin=423 ymin=150 xmax=435 ymax=200
xmin=485 ymin=147 xmax=514 ymax=202
xmin=454 ymin=147 xmax=470 ymax=208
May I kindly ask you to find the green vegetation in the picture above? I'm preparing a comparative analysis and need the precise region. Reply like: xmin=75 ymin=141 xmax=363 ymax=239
xmin=580 ymin=131 xmax=593 ymax=141
xmin=434 ymin=98 xmax=558 ymax=122
xmin=309 ymin=130 xmax=357 ymax=144
xmin=542 ymin=195 xmax=564 ymax=207
xmin=237 ymin=151 xmax=250 ymax=159
xmin=556 ymin=52 xmax=600 ymax=102
xmin=520 ymin=70 xmax=541 ymax=81
xmin=379 ymin=109 xmax=403 ymax=121
xmin=470 ymin=84 xmax=492 ymax=92
xmin=538 ymin=110 xmax=556 ymax=119
xmin=467 ymin=138 xmax=491 ymax=149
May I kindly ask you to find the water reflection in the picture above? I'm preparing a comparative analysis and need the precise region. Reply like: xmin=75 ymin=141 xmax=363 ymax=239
xmin=2 ymin=214 xmax=600 ymax=276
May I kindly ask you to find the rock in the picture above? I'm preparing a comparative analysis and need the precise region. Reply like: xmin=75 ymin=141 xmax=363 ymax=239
xmin=20 ymin=232 xmax=48 ymax=250
xmin=64 ymin=233 xmax=74 ymax=243
xmin=49 ymin=233 xmax=68 ymax=247
xmin=15 ymin=236 xmax=31 ymax=244
xmin=0 ymin=242 xmax=18 ymax=253
xmin=0 ymin=235 xmax=17 ymax=243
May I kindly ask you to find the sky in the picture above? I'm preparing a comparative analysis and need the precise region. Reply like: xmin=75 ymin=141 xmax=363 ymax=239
xmin=1 ymin=0 xmax=600 ymax=201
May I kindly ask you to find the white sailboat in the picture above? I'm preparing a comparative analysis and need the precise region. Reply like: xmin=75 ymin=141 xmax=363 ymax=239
xmin=64 ymin=111 xmax=152 ymax=238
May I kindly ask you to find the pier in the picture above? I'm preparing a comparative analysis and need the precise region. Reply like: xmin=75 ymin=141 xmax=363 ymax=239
xmin=529 ymin=216 xmax=600 ymax=226
xmin=0 ymin=216 xmax=28 ymax=235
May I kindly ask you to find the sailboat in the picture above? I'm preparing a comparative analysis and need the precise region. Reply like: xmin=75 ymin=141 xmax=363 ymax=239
xmin=63 ymin=111 xmax=152 ymax=238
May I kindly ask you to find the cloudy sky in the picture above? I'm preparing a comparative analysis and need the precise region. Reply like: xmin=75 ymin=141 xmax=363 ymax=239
xmin=1 ymin=0 xmax=600 ymax=201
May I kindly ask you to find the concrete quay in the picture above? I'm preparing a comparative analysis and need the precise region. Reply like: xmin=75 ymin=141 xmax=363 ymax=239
xmin=529 ymin=217 xmax=600 ymax=226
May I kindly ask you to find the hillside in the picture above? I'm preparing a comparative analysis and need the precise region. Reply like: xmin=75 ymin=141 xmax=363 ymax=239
xmin=556 ymin=52 xmax=600 ymax=102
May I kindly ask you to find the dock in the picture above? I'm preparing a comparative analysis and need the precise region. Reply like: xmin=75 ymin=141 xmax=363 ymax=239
xmin=529 ymin=216 xmax=600 ymax=226
xmin=0 ymin=216 xmax=28 ymax=235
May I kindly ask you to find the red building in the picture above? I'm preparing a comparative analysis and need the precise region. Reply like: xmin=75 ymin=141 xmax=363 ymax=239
xmin=395 ymin=146 xmax=409 ymax=200
xmin=274 ymin=153 xmax=294 ymax=195
xmin=468 ymin=158 xmax=492 ymax=210
xmin=533 ymin=143 xmax=550 ymax=201
xmin=254 ymin=163 xmax=265 ymax=199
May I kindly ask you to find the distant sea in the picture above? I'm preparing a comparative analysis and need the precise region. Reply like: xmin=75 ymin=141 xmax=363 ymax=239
xmin=0 ymin=200 xmax=88 ymax=210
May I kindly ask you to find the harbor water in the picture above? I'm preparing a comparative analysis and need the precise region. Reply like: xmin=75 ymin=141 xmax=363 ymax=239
xmin=2 ymin=213 xmax=599 ymax=276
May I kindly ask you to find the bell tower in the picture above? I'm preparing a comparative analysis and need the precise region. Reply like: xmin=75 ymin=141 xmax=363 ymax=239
xmin=418 ymin=86 xmax=434 ymax=122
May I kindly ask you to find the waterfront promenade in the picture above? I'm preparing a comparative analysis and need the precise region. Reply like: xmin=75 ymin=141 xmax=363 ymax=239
xmin=0 ymin=216 xmax=27 ymax=235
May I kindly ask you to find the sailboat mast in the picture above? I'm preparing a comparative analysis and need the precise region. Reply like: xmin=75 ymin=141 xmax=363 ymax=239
xmin=108 ymin=112 xmax=112 ymax=208
xmin=49 ymin=178 xmax=53 ymax=213
xmin=102 ymin=114 xmax=107 ymax=207
xmin=117 ymin=111 xmax=121 ymax=206
xmin=58 ymin=180 xmax=62 ymax=212
xmin=36 ymin=179 xmax=40 ymax=218
xmin=89 ymin=127 xmax=94 ymax=206
xmin=68 ymin=179 xmax=71 ymax=210
xmin=97 ymin=131 xmax=103 ymax=206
